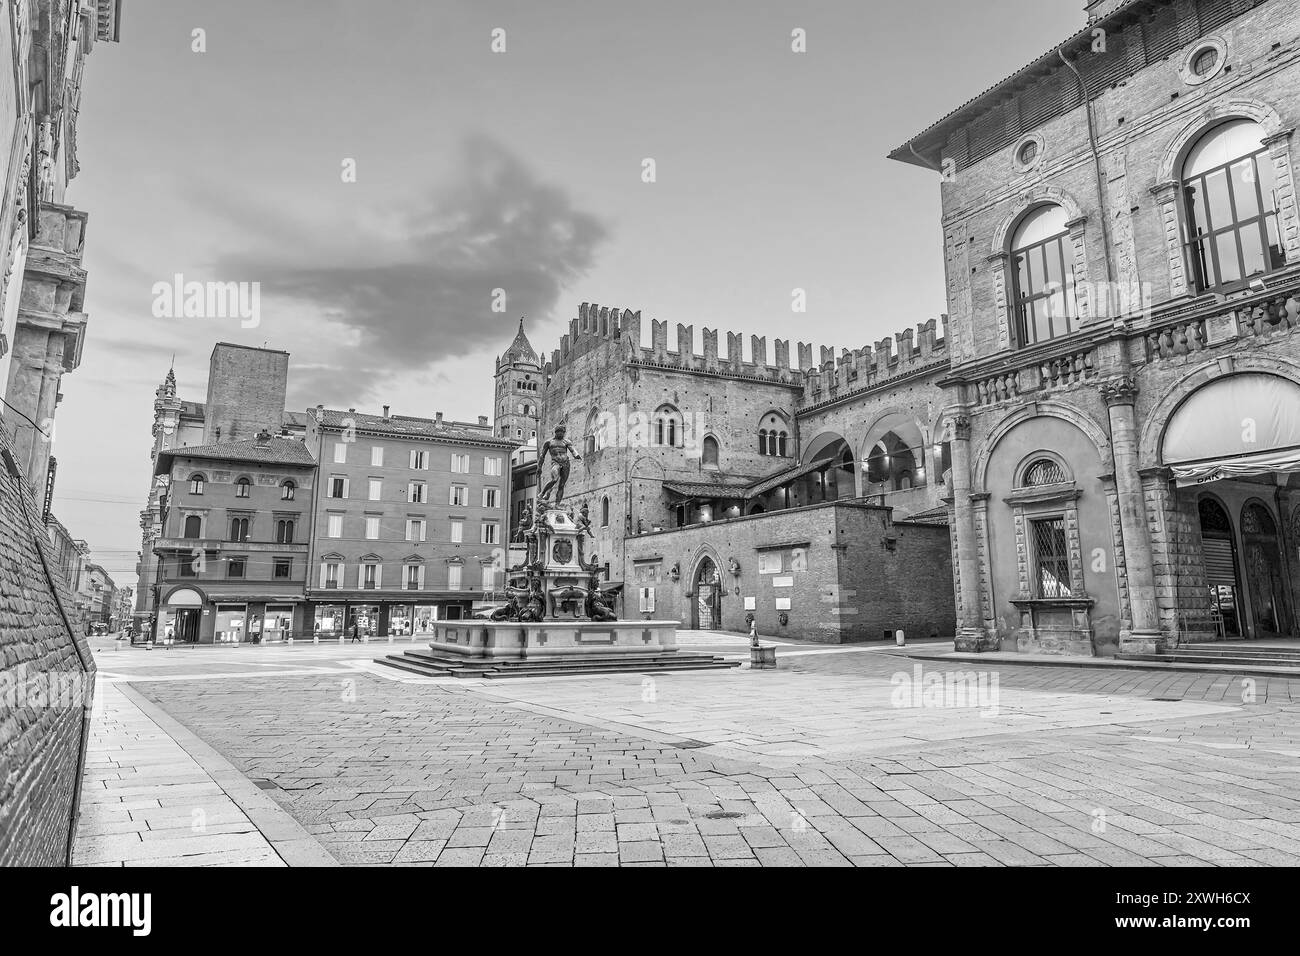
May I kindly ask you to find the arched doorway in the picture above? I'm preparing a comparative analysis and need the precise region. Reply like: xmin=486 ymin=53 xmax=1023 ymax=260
xmin=1198 ymin=497 xmax=1242 ymax=637
xmin=692 ymin=557 xmax=721 ymax=630
xmin=1241 ymin=501 xmax=1293 ymax=638
xmin=163 ymin=587 xmax=204 ymax=643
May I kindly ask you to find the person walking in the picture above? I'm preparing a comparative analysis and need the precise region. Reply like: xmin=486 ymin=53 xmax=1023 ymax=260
xmin=349 ymin=618 xmax=361 ymax=643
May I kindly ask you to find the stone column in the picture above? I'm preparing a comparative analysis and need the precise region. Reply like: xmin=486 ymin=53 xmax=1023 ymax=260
xmin=950 ymin=414 xmax=993 ymax=651
xmin=1101 ymin=376 xmax=1163 ymax=653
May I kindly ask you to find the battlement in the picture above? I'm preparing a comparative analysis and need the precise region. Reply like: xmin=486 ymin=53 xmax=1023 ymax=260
xmin=539 ymin=302 xmax=950 ymax=396
xmin=799 ymin=315 xmax=950 ymax=407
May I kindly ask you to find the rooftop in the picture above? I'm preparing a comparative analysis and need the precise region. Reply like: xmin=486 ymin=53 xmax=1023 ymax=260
xmin=312 ymin=407 xmax=514 ymax=447
xmin=155 ymin=436 xmax=317 ymax=474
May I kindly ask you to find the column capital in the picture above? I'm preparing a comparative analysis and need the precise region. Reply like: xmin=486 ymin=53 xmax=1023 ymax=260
xmin=1100 ymin=375 xmax=1138 ymax=407
xmin=952 ymin=415 xmax=973 ymax=441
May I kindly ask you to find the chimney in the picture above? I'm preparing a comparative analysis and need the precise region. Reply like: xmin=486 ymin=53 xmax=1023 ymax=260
xmin=348 ymin=408 xmax=356 ymax=414
xmin=435 ymin=412 xmax=444 ymax=424
xmin=254 ymin=429 xmax=271 ymax=445
xmin=382 ymin=404 xmax=390 ymax=418
xmin=477 ymin=415 xmax=488 ymax=427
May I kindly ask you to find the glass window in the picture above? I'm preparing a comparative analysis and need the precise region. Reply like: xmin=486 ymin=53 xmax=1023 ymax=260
xmin=333 ymin=443 xmax=347 ymax=464
xmin=406 ymin=519 xmax=426 ymax=542
xmin=229 ymin=517 xmax=249 ymax=542
xmin=189 ymin=474 xmax=205 ymax=495
xmin=276 ymin=519 xmax=294 ymax=543
xmin=183 ymin=515 xmax=202 ymax=538
xmin=227 ymin=558 xmax=246 ymax=579
xmin=1031 ymin=517 xmax=1071 ymax=598
xmin=280 ymin=480 xmax=295 ymax=500
xmin=371 ymin=446 xmax=384 ymax=466
xmin=483 ymin=487 xmax=499 ymax=508
xmin=1182 ymin=119 xmax=1286 ymax=292
xmin=235 ymin=477 xmax=251 ymax=498
xmin=273 ymin=558 xmax=291 ymax=579
xmin=409 ymin=481 xmax=426 ymax=504
xmin=450 ymin=520 xmax=463 ymax=544
xmin=329 ymin=476 xmax=347 ymax=498
xmin=1009 ymin=204 xmax=1078 ymax=346
xmin=365 ymin=516 xmax=380 ymax=540
xmin=481 ymin=522 xmax=498 ymax=545
xmin=327 ymin=514 xmax=343 ymax=538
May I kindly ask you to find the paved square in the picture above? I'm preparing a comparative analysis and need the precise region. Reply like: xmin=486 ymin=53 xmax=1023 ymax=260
xmin=76 ymin=638 xmax=1300 ymax=866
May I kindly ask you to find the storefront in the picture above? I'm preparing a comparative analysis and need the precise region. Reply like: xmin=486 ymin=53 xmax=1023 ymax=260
xmin=1164 ymin=373 xmax=1300 ymax=641
xmin=302 ymin=599 xmax=473 ymax=639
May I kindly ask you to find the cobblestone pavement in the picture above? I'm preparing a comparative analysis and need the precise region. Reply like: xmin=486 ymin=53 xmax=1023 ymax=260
xmin=122 ymin=641 xmax=1300 ymax=867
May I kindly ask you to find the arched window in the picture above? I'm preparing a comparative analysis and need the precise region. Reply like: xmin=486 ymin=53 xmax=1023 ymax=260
xmin=1182 ymin=119 xmax=1285 ymax=292
xmin=189 ymin=473 xmax=205 ymax=495
xmin=601 ymin=496 xmax=610 ymax=527
xmin=757 ymin=413 xmax=791 ymax=457
xmin=702 ymin=436 xmax=719 ymax=467
xmin=1010 ymin=204 xmax=1078 ymax=346
xmin=235 ymin=477 xmax=251 ymax=498
xmin=229 ymin=517 xmax=249 ymax=542
xmin=276 ymin=519 xmax=294 ymax=544
xmin=281 ymin=480 xmax=296 ymax=501
xmin=654 ymin=405 xmax=681 ymax=448
xmin=183 ymin=515 xmax=202 ymax=538
xmin=1021 ymin=457 xmax=1068 ymax=486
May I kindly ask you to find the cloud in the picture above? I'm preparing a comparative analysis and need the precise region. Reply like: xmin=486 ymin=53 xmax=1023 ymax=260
xmin=213 ymin=135 xmax=607 ymax=407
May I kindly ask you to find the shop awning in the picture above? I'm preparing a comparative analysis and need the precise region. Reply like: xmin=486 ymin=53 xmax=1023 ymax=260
xmin=1163 ymin=373 xmax=1300 ymax=487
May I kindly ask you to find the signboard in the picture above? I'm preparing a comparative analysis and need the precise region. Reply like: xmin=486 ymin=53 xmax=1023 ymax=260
xmin=639 ymin=587 xmax=655 ymax=613
xmin=744 ymin=596 xmax=756 ymax=611
xmin=775 ymin=598 xmax=792 ymax=611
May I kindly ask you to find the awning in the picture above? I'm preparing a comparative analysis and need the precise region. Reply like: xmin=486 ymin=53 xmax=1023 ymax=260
xmin=1163 ymin=373 xmax=1300 ymax=487
xmin=1172 ymin=446 xmax=1300 ymax=487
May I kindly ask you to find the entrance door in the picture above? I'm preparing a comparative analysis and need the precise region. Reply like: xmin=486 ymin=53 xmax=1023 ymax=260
xmin=1198 ymin=497 xmax=1242 ymax=637
xmin=1242 ymin=502 xmax=1293 ymax=638
xmin=693 ymin=558 xmax=721 ymax=630
xmin=176 ymin=608 xmax=200 ymax=643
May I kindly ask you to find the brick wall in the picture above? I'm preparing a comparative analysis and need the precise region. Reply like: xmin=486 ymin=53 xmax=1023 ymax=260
xmin=0 ymin=421 xmax=94 ymax=865
xmin=624 ymin=501 xmax=954 ymax=643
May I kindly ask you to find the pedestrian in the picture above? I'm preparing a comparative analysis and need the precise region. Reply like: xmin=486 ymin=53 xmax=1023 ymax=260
xmin=349 ymin=619 xmax=360 ymax=643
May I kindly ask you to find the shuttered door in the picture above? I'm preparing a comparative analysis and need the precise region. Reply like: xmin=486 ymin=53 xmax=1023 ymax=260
xmin=1203 ymin=538 xmax=1237 ymax=586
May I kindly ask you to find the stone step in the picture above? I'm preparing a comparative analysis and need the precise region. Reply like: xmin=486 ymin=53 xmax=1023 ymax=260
xmin=376 ymin=650 xmax=739 ymax=679
xmin=1160 ymin=645 xmax=1300 ymax=659
xmin=1118 ymin=652 xmax=1300 ymax=669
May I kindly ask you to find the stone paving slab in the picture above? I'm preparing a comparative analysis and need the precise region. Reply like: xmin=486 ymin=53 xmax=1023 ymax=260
xmin=75 ymin=681 xmax=336 ymax=867
xmin=127 ymin=644 xmax=1300 ymax=867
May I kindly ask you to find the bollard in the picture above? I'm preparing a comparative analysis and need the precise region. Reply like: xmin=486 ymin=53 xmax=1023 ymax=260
xmin=895 ymin=628 xmax=905 ymax=647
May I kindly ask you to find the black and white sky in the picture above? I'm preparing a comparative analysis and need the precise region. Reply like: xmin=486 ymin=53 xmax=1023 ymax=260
xmin=61 ymin=0 xmax=1084 ymax=580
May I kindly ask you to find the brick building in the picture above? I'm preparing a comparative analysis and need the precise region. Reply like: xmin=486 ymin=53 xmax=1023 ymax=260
xmin=890 ymin=0 xmax=1300 ymax=654
xmin=501 ymin=303 xmax=957 ymax=644
xmin=1 ymin=1 xmax=121 ymax=493
xmin=303 ymin=406 xmax=515 ymax=637
xmin=149 ymin=433 xmax=316 ymax=643
xmin=135 ymin=344 xmax=308 ymax=633
xmin=0 ymin=0 xmax=120 ymax=865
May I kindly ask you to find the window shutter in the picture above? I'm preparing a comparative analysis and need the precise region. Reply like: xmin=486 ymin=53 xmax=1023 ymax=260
xmin=375 ymin=563 xmax=383 ymax=588
xmin=418 ymin=566 xmax=426 ymax=589
xmin=342 ymin=477 xmax=350 ymax=499
xmin=319 ymin=563 xmax=327 ymax=588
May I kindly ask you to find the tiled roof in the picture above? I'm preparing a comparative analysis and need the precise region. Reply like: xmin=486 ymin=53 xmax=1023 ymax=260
xmin=155 ymin=436 xmax=316 ymax=472
xmin=662 ymin=479 xmax=754 ymax=499
xmin=744 ymin=458 xmax=831 ymax=499
xmin=899 ymin=505 xmax=951 ymax=526
xmin=501 ymin=318 xmax=539 ymax=366
xmin=888 ymin=0 xmax=1146 ymax=166
xmin=312 ymin=408 xmax=512 ymax=446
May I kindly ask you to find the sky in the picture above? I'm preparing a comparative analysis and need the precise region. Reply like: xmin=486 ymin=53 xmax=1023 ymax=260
xmin=57 ymin=0 xmax=1085 ymax=584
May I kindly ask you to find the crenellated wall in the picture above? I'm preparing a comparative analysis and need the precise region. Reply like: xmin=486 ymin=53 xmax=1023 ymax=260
xmin=543 ymin=302 xmax=950 ymax=407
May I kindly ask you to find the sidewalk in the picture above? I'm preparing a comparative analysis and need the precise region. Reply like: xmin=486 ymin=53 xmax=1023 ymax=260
xmin=74 ymin=680 xmax=337 ymax=867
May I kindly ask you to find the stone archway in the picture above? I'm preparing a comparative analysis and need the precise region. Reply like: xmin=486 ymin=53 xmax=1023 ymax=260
xmin=691 ymin=556 xmax=722 ymax=631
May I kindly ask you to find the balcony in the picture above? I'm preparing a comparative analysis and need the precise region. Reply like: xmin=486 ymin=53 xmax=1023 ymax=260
xmin=946 ymin=269 xmax=1300 ymax=405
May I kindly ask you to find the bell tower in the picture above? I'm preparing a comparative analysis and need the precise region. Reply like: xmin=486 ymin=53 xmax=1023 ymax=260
xmin=494 ymin=318 xmax=542 ymax=455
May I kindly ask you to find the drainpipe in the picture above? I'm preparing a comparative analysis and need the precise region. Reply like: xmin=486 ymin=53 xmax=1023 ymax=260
xmin=1059 ymin=45 xmax=1115 ymax=287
